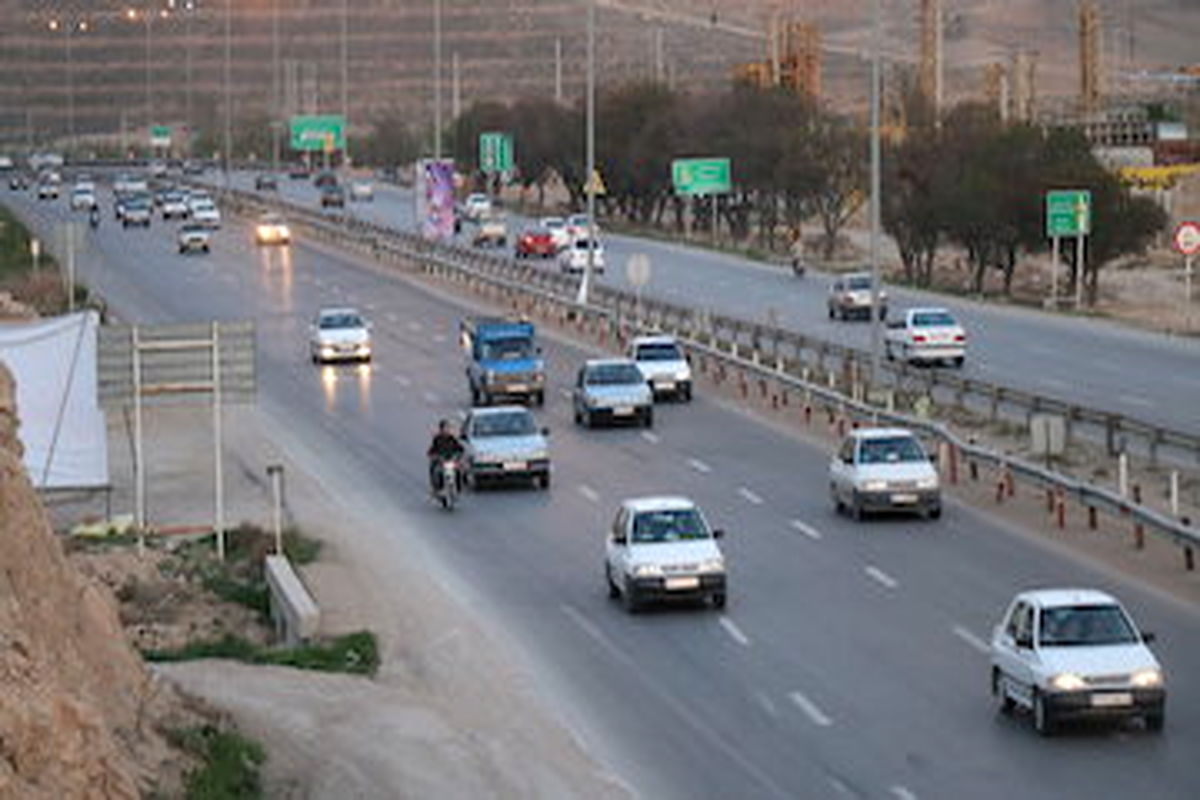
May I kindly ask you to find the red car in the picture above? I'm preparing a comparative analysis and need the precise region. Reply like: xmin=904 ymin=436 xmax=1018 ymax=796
xmin=515 ymin=227 xmax=557 ymax=259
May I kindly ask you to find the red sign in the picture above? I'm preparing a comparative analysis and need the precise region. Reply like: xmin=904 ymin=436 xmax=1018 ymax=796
xmin=1174 ymin=222 xmax=1200 ymax=256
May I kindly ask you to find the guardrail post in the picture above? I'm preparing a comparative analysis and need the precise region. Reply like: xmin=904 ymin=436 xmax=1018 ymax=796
xmin=1056 ymin=490 xmax=1066 ymax=529
xmin=996 ymin=464 xmax=1007 ymax=504
xmin=1183 ymin=518 xmax=1194 ymax=571
xmin=1118 ymin=453 xmax=1129 ymax=498
xmin=948 ymin=444 xmax=959 ymax=485
xmin=1105 ymin=416 xmax=1118 ymax=457
xmin=1088 ymin=505 xmax=1098 ymax=530
xmin=1169 ymin=471 xmax=1180 ymax=517
xmin=1132 ymin=484 xmax=1144 ymax=550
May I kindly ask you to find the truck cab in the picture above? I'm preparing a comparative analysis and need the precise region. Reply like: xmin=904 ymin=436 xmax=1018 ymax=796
xmin=461 ymin=317 xmax=546 ymax=406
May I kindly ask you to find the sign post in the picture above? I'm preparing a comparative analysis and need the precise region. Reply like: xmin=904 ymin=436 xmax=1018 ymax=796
xmin=1045 ymin=189 xmax=1092 ymax=308
xmin=672 ymin=158 xmax=732 ymax=246
xmin=626 ymin=253 xmax=651 ymax=327
xmin=1174 ymin=221 xmax=1200 ymax=331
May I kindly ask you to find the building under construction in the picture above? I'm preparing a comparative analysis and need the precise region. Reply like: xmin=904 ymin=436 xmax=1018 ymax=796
xmin=733 ymin=13 xmax=821 ymax=100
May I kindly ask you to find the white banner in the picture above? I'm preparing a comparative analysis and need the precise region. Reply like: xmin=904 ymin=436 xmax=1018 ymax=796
xmin=0 ymin=311 xmax=108 ymax=489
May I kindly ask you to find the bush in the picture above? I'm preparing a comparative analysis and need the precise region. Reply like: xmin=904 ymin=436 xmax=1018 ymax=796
xmin=143 ymin=630 xmax=380 ymax=677
xmin=171 ymin=725 xmax=266 ymax=800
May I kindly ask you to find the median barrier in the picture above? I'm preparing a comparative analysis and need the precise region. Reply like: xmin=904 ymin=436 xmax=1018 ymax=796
xmin=265 ymin=554 xmax=320 ymax=647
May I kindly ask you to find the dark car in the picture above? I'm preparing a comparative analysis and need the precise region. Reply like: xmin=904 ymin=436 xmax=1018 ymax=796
xmin=288 ymin=163 xmax=310 ymax=180
xmin=313 ymin=171 xmax=338 ymax=189
xmin=255 ymin=174 xmax=278 ymax=191
xmin=320 ymin=185 xmax=346 ymax=208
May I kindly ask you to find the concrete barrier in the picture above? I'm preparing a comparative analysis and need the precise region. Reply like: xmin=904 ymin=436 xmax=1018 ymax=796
xmin=264 ymin=554 xmax=320 ymax=646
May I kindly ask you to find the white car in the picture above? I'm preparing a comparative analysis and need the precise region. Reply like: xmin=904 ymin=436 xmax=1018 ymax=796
xmin=160 ymin=192 xmax=190 ymax=220
xmin=605 ymin=496 xmax=727 ymax=612
xmin=309 ymin=307 xmax=372 ymax=364
xmin=189 ymin=199 xmax=221 ymax=229
xmin=36 ymin=181 xmax=60 ymax=200
xmin=828 ymin=272 xmax=888 ymax=321
xmin=349 ymin=180 xmax=374 ymax=202
xmin=628 ymin=335 xmax=692 ymax=402
xmin=539 ymin=216 xmax=571 ymax=251
xmin=70 ymin=187 xmax=97 ymax=211
xmin=566 ymin=212 xmax=597 ymax=240
xmin=991 ymin=589 xmax=1165 ymax=735
xmin=254 ymin=213 xmax=291 ymax=245
xmin=829 ymin=427 xmax=941 ymax=520
xmin=573 ymin=358 xmax=654 ymax=428
xmin=559 ymin=237 xmax=605 ymax=275
xmin=461 ymin=193 xmax=491 ymax=221
xmin=113 ymin=174 xmax=148 ymax=195
xmin=177 ymin=223 xmax=211 ymax=254
xmin=884 ymin=307 xmax=967 ymax=367
xmin=460 ymin=405 xmax=551 ymax=490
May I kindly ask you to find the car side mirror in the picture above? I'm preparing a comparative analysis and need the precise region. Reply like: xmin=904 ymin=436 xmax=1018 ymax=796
xmin=712 ymin=528 xmax=725 ymax=540
xmin=612 ymin=534 xmax=627 ymax=546
xmin=541 ymin=427 xmax=550 ymax=436
xmin=685 ymin=353 xmax=693 ymax=364
xmin=1015 ymin=634 xmax=1033 ymax=649
xmin=1141 ymin=631 xmax=1156 ymax=644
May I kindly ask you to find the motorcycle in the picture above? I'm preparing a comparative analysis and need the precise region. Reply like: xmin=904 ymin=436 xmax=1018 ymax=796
xmin=88 ymin=206 xmax=100 ymax=229
xmin=435 ymin=459 xmax=460 ymax=511
xmin=791 ymin=257 xmax=806 ymax=278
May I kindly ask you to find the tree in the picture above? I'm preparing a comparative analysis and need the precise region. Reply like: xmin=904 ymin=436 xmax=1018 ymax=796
xmin=801 ymin=116 xmax=867 ymax=259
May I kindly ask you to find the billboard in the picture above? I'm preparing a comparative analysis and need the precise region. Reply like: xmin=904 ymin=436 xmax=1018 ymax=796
xmin=416 ymin=159 xmax=455 ymax=240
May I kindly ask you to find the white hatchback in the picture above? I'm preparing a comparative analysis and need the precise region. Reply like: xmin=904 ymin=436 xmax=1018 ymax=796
xmin=605 ymin=496 xmax=727 ymax=612
xmin=829 ymin=428 xmax=941 ymax=519
xmin=990 ymin=589 xmax=1165 ymax=735
xmin=628 ymin=335 xmax=692 ymax=402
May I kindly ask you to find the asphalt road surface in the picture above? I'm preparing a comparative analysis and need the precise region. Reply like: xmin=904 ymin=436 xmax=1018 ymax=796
xmin=8 ymin=184 xmax=1200 ymax=800
xmin=221 ymin=171 xmax=1200 ymax=437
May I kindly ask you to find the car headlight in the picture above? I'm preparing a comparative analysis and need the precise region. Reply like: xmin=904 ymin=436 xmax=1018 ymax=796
xmin=676 ymin=368 xmax=691 ymax=382
xmin=279 ymin=226 xmax=291 ymax=238
xmin=1131 ymin=668 xmax=1163 ymax=688
xmin=485 ymin=369 xmax=497 ymax=383
xmin=1050 ymin=673 xmax=1087 ymax=691
xmin=859 ymin=480 xmax=888 ymax=492
xmin=527 ymin=449 xmax=549 ymax=462
xmin=698 ymin=557 xmax=725 ymax=574
xmin=916 ymin=477 xmax=939 ymax=490
xmin=633 ymin=564 xmax=663 ymax=578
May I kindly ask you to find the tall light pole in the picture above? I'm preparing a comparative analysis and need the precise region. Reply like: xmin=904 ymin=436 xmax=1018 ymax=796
xmin=577 ymin=0 xmax=597 ymax=306
xmin=272 ymin=0 xmax=281 ymax=172
xmin=433 ymin=0 xmax=442 ymax=160
xmin=868 ymin=0 xmax=883 ymax=382
xmin=223 ymin=0 xmax=232 ymax=183
xmin=47 ymin=18 xmax=86 ymax=153
xmin=184 ymin=0 xmax=195 ymax=157
xmin=340 ymin=0 xmax=349 ymax=166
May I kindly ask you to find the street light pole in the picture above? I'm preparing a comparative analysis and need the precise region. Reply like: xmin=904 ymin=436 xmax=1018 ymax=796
xmin=184 ymin=1 xmax=194 ymax=156
xmin=868 ymin=0 xmax=883 ymax=384
xmin=433 ymin=0 xmax=442 ymax=160
xmin=223 ymin=0 xmax=232 ymax=185
xmin=577 ymin=0 xmax=596 ymax=306
xmin=145 ymin=9 xmax=152 ymax=134
xmin=272 ymin=0 xmax=281 ymax=173
xmin=340 ymin=0 xmax=349 ymax=166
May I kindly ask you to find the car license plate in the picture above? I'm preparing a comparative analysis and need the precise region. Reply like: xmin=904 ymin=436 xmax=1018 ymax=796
xmin=655 ymin=380 xmax=675 ymax=391
xmin=613 ymin=406 xmax=634 ymax=416
xmin=891 ymin=493 xmax=919 ymax=504
xmin=502 ymin=461 xmax=526 ymax=471
xmin=664 ymin=576 xmax=699 ymax=591
xmin=507 ymin=383 xmax=527 ymax=393
xmin=1091 ymin=693 xmax=1133 ymax=707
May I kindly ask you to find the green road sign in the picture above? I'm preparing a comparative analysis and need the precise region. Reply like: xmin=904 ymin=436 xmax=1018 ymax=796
xmin=672 ymin=157 xmax=732 ymax=196
xmin=290 ymin=115 xmax=346 ymax=152
xmin=1046 ymin=189 xmax=1092 ymax=237
xmin=479 ymin=131 xmax=513 ymax=174
xmin=149 ymin=125 xmax=171 ymax=147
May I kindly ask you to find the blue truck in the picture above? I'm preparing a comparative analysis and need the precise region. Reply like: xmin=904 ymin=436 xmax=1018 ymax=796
xmin=461 ymin=317 xmax=546 ymax=406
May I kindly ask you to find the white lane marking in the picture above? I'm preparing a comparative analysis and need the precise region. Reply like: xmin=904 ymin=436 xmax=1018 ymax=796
xmin=561 ymin=604 xmax=633 ymax=667
xmin=578 ymin=484 xmax=600 ymax=504
xmin=386 ymin=312 xmax=400 ymax=323
xmin=864 ymin=565 xmax=899 ymax=590
xmin=788 ymin=691 xmax=833 ymax=727
xmin=407 ymin=320 xmax=422 ymax=332
xmin=737 ymin=486 xmax=764 ymax=505
xmin=687 ymin=458 xmax=712 ymax=474
xmin=422 ymin=391 xmax=439 ymax=403
xmin=718 ymin=616 xmax=751 ymax=647
xmin=1117 ymin=393 xmax=1154 ymax=409
xmin=640 ymin=431 xmax=660 ymax=444
xmin=891 ymin=787 xmax=918 ymax=800
xmin=393 ymin=375 xmax=412 ymax=387
xmin=433 ymin=333 xmax=448 ymax=343
xmin=754 ymin=691 xmax=779 ymax=718
xmin=828 ymin=778 xmax=853 ymax=797
xmin=455 ymin=409 xmax=467 ymax=421
xmin=789 ymin=519 xmax=823 ymax=540
xmin=559 ymin=388 xmax=573 ymax=399
xmin=951 ymin=625 xmax=991 ymax=655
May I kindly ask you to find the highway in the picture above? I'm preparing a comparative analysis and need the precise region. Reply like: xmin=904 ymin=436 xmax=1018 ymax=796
xmin=8 ymin=183 xmax=1200 ymax=799
xmin=224 ymin=172 xmax=1200 ymax=437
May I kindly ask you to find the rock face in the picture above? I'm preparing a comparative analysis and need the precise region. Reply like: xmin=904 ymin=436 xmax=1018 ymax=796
xmin=0 ymin=361 xmax=156 ymax=799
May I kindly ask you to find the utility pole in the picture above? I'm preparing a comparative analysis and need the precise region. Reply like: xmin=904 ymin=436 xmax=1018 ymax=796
xmin=577 ymin=0 xmax=597 ymax=306
xmin=272 ymin=0 xmax=280 ymax=173
xmin=555 ymin=37 xmax=563 ymax=104
xmin=223 ymin=0 xmax=232 ymax=184
xmin=452 ymin=51 xmax=461 ymax=120
xmin=185 ymin=2 xmax=194 ymax=156
xmin=433 ymin=0 xmax=442 ymax=160
xmin=868 ymin=0 xmax=883 ymax=383
xmin=340 ymin=0 xmax=349 ymax=165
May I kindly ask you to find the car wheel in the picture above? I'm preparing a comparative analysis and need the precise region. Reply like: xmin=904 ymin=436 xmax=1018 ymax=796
xmin=537 ymin=473 xmax=551 ymax=490
xmin=993 ymin=668 xmax=1016 ymax=715
xmin=927 ymin=504 xmax=942 ymax=520
xmin=952 ymin=356 xmax=965 ymax=369
xmin=583 ymin=408 xmax=593 ymax=429
xmin=884 ymin=342 xmax=895 ymax=361
xmin=711 ymin=592 xmax=727 ymax=610
xmin=831 ymin=484 xmax=843 ymax=514
xmin=1033 ymin=691 xmax=1056 ymax=736
xmin=1146 ymin=711 xmax=1165 ymax=733
xmin=178 ymin=247 xmax=186 ymax=254
xmin=534 ymin=390 xmax=545 ymax=407
xmin=606 ymin=564 xmax=620 ymax=600
xmin=827 ymin=306 xmax=835 ymax=320
xmin=850 ymin=494 xmax=865 ymax=522
xmin=643 ymin=409 xmax=654 ymax=428
xmin=623 ymin=583 xmax=641 ymax=614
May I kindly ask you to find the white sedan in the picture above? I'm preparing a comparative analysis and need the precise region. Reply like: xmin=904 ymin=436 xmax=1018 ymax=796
xmin=884 ymin=307 xmax=967 ymax=367
xmin=309 ymin=307 xmax=372 ymax=363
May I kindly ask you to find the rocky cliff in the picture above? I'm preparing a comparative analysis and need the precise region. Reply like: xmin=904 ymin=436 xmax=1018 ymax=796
xmin=0 ymin=361 xmax=180 ymax=799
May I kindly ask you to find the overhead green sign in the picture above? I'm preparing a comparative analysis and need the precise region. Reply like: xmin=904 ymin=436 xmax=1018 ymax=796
xmin=290 ymin=115 xmax=346 ymax=152
xmin=1046 ymin=189 xmax=1092 ymax=237
xmin=149 ymin=125 xmax=171 ymax=147
xmin=479 ymin=131 xmax=513 ymax=174
xmin=672 ymin=157 xmax=732 ymax=196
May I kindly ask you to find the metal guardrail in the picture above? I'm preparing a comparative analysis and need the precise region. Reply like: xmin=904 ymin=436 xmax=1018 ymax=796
xmin=214 ymin=186 xmax=1200 ymax=565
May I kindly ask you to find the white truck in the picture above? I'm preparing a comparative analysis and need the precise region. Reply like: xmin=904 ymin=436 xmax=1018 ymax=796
xmin=884 ymin=307 xmax=967 ymax=368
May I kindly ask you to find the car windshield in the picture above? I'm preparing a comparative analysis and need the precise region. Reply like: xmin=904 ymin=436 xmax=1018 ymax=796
xmin=472 ymin=412 xmax=537 ymax=437
xmin=482 ymin=337 xmax=532 ymax=361
xmin=636 ymin=343 xmax=682 ymax=362
xmin=260 ymin=215 xmax=282 ymax=225
xmin=912 ymin=311 xmax=957 ymax=327
xmin=586 ymin=363 xmax=643 ymax=386
xmin=543 ymin=218 xmax=564 ymax=229
xmin=1038 ymin=604 xmax=1139 ymax=647
xmin=631 ymin=509 xmax=709 ymax=544
xmin=858 ymin=436 xmax=926 ymax=464
xmin=182 ymin=226 xmax=205 ymax=234
xmin=318 ymin=313 xmax=364 ymax=330
xmin=847 ymin=276 xmax=873 ymax=290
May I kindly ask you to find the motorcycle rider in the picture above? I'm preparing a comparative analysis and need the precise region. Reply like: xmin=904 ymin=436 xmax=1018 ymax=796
xmin=89 ymin=204 xmax=100 ymax=228
xmin=426 ymin=419 xmax=464 ymax=495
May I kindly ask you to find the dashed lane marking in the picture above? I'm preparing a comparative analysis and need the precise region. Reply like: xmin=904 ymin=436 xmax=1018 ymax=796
xmin=738 ymin=487 xmax=764 ymax=505
xmin=789 ymin=519 xmax=823 ymax=540
xmin=640 ymin=431 xmax=660 ymax=444
xmin=788 ymin=691 xmax=833 ymax=727
xmin=951 ymin=625 xmax=991 ymax=655
xmin=578 ymin=485 xmax=600 ymax=503
xmin=688 ymin=458 xmax=712 ymax=474
xmin=719 ymin=616 xmax=751 ymax=647
xmin=864 ymin=565 xmax=899 ymax=590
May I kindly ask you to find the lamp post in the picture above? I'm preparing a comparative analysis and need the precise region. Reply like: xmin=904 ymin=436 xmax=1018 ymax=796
xmin=184 ymin=0 xmax=196 ymax=157
xmin=223 ymin=0 xmax=232 ymax=186
xmin=47 ymin=18 xmax=87 ymax=154
xmin=867 ymin=0 xmax=883 ymax=383
xmin=433 ymin=0 xmax=442 ymax=160
xmin=340 ymin=0 xmax=349 ymax=167
xmin=576 ymin=0 xmax=597 ymax=306
xmin=272 ymin=0 xmax=281 ymax=173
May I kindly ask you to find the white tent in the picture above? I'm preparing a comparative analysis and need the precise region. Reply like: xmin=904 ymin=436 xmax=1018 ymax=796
xmin=0 ymin=311 xmax=108 ymax=489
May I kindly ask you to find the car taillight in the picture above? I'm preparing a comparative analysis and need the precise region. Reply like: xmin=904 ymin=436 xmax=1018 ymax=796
xmin=912 ymin=334 xmax=927 ymax=343
xmin=954 ymin=334 xmax=966 ymax=342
